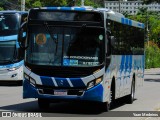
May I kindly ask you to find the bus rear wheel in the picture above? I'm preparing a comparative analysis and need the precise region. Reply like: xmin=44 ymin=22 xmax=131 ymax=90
xmin=126 ymin=79 xmax=135 ymax=104
xmin=38 ymin=98 xmax=50 ymax=109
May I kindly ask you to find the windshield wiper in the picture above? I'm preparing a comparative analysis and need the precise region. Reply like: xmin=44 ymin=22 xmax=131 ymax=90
xmin=43 ymin=22 xmax=58 ymax=55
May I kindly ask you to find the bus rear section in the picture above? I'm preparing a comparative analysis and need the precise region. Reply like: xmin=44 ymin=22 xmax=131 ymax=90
xmin=0 ymin=11 xmax=27 ymax=84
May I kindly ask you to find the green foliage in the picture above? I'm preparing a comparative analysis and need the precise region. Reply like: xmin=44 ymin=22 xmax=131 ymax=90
xmin=129 ymin=10 xmax=160 ymax=46
xmin=75 ymin=0 xmax=102 ymax=8
xmin=148 ymin=14 xmax=160 ymax=44
xmin=145 ymin=42 xmax=160 ymax=68
xmin=32 ymin=1 xmax=42 ymax=7
xmin=0 ymin=0 xmax=103 ymax=10
xmin=142 ymin=0 xmax=160 ymax=4
xmin=43 ymin=0 xmax=67 ymax=7
xmin=137 ymin=7 xmax=148 ymax=16
xmin=0 ymin=7 xmax=4 ymax=11
xmin=84 ymin=0 xmax=101 ymax=7
xmin=129 ymin=9 xmax=160 ymax=68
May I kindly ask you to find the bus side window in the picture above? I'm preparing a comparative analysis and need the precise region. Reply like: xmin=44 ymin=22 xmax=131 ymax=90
xmin=106 ymin=30 xmax=111 ymax=56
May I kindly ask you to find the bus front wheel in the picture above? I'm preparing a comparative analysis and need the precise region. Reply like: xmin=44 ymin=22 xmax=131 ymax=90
xmin=38 ymin=98 xmax=50 ymax=109
xmin=102 ymin=102 xmax=110 ymax=112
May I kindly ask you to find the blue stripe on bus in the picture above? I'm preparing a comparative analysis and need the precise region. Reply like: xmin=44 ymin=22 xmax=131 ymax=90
xmin=121 ymin=18 xmax=125 ymax=24
xmin=0 ymin=35 xmax=17 ymax=41
xmin=125 ymin=18 xmax=129 ymax=25
xmin=40 ymin=76 xmax=55 ymax=86
xmin=60 ymin=7 xmax=72 ymax=11
xmin=142 ymin=24 xmax=145 ymax=29
xmin=121 ymin=18 xmax=134 ymax=26
xmin=70 ymin=78 xmax=86 ymax=87
xmin=55 ymin=78 xmax=70 ymax=87
xmin=44 ymin=7 xmax=86 ymax=11
xmin=129 ymin=55 xmax=132 ymax=72
xmin=125 ymin=55 xmax=129 ymax=72
xmin=45 ymin=7 xmax=59 ymax=10
xmin=120 ymin=55 xmax=125 ymax=72
xmin=39 ymin=77 xmax=86 ymax=87
xmin=73 ymin=7 xmax=86 ymax=11
xmin=138 ymin=23 xmax=142 ymax=27
xmin=129 ymin=20 xmax=132 ymax=26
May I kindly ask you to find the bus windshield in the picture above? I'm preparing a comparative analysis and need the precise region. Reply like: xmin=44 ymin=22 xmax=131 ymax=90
xmin=0 ymin=41 xmax=17 ymax=65
xmin=0 ymin=14 xmax=19 ymax=36
xmin=27 ymin=25 xmax=104 ymax=67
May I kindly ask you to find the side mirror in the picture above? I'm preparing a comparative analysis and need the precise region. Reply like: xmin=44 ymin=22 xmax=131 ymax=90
xmin=18 ymin=21 xmax=28 ymax=49
xmin=106 ymin=31 xmax=112 ymax=56
xmin=110 ymin=36 xmax=115 ymax=46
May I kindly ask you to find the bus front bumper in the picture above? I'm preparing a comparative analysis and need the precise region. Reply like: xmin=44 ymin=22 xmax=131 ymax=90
xmin=23 ymin=80 xmax=104 ymax=102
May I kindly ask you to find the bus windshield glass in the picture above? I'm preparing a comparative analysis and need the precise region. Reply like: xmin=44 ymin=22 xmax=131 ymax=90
xmin=0 ymin=14 xmax=19 ymax=36
xmin=0 ymin=41 xmax=17 ymax=65
xmin=26 ymin=25 xmax=104 ymax=67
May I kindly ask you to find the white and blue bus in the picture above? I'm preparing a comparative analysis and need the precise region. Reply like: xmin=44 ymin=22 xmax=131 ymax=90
xmin=0 ymin=11 xmax=27 ymax=84
xmin=18 ymin=7 xmax=144 ymax=111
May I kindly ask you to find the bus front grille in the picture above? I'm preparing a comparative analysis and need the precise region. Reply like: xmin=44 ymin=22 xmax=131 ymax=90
xmin=38 ymin=88 xmax=84 ymax=96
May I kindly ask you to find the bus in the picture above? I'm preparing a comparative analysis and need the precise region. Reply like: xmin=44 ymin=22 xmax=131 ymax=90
xmin=18 ymin=7 xmax=144 ymax=111
xmin=0 ymin=11 xmax=27 ymax=84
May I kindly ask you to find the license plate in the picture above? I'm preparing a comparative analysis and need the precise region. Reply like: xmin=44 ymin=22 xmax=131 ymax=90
xmin=54 ymin=90 xmax=67 ymax=96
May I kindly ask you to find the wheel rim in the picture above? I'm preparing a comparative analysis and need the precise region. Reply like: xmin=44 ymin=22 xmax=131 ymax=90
xmin=131 ymin=81 xmax=135 ymax=100
xmin=110 ymin=91 xmax=112 ymax=103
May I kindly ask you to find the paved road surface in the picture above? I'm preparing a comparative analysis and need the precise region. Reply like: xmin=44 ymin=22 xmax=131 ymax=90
xmin=0 ymin=68 xmax=160 ymax=120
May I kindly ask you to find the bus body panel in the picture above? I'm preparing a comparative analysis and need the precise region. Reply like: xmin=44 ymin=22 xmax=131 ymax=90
xmin=102 ymin=55 xmax=144 ymax=102
xmin=21 ymin=7 xmax=144 ymax=105
xmin=23 ymin=55 xmax=144 ymax=103
xmin=0 ymin=11 xmax=27 ymax=82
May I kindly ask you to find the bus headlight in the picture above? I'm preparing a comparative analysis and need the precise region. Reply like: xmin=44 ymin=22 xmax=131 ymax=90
xmin=95 ymin=77 xmax=102 ymax=85
xmin=24 ymin=73 xmax=36 ymax=86
xmin=30 ymin=77 xmax=36 ymax=86
xmin=8 ymin=66 xmax=20 ymax=71
xmin=87 ymin=77 xmax=103 ymax=89
xmin=24 ymin=73 xmax=29 ymax=80
xmin=87 ymin=81 xmax=95 ymax=89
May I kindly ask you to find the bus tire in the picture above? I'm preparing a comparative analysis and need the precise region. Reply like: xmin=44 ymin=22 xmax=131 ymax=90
xmin=102 ymin=91 xmax=112 ymax=112
xmin=126 ymin=79 xmax=135 ymax=104
xmin=38 ymin=98 xmax=50 ymax=109
xmin=102 ymin=79 xmax=115 ymax=112
xmin=102 ymin=102 xmax=110 ymax=112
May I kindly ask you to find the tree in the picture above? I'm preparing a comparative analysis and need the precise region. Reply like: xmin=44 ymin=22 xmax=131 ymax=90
xmin=0 ymin=7 xmax=4 ymax=11
xmin=0 ymin=0 xmax=19 ymax=10
xmin=75 ymin=0 xmax=101 ymax=7
xmin=0 ymin=1 xmax=4 ymax=10
xmin=129 ymin=7 xmax=160 ymax=46
xmin=43 ymin=0 xmax=67 ymax=6
xmin=143 ymin=0 xmax=160 ymax=4
xmin=32 ymin=1 xmax=42 ymax=8
xmin=137 ymin=7 xmax=148 ymax=15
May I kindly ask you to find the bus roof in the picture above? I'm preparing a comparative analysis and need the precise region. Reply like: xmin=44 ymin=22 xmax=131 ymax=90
xmin=31 ymin=6 xmax=145 ymax=29
xmin=0 ymin=10 xmax=27 ymax=14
